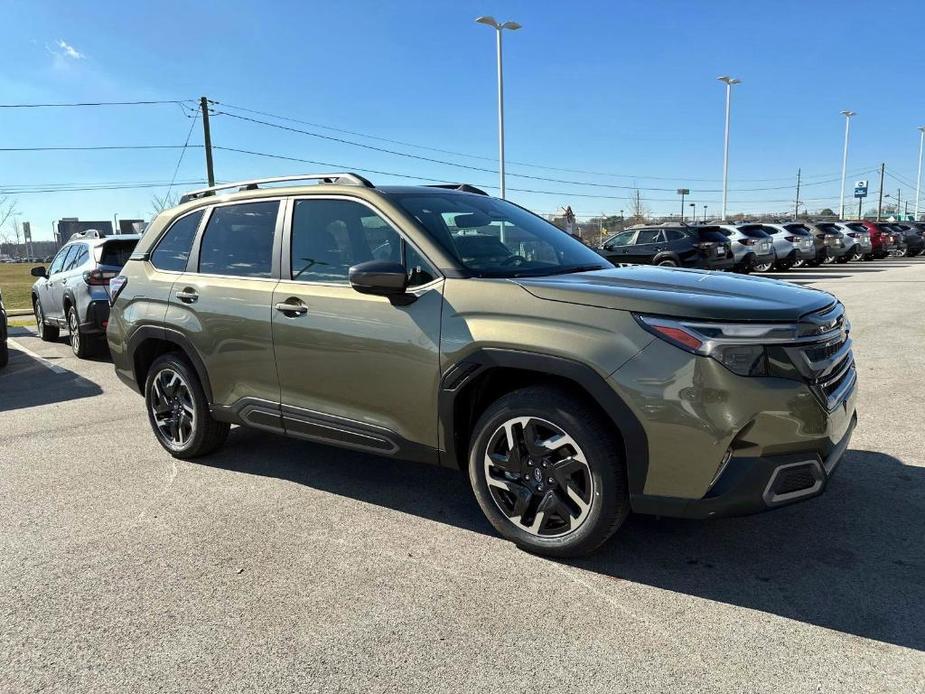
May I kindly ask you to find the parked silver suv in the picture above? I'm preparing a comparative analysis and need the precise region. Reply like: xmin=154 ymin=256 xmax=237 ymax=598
xmin=31 ymin=230 xmax=140 ymax=358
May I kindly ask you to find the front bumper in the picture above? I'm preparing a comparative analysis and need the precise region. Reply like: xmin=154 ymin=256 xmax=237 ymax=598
xmin=632 ymin=411 xmax=856 ymax=518
xmin=610 ymin=328 xmax=858 ymax=520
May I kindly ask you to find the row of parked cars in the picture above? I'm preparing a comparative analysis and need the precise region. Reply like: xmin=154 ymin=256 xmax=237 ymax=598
xmin=597 ymin=219 xmax=925 ymax=272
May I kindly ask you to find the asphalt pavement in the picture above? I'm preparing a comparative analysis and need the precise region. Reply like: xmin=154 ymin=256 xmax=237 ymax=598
xmin=1 ymin=258 xmax=923 ymax=693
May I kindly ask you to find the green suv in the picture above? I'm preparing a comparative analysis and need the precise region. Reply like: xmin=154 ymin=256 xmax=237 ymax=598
xmin=108 ymin=174 xmax=858 ymax=557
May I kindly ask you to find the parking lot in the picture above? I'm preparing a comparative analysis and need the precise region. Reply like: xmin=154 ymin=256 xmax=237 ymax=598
xmin=1 ymin=259 xmax=923 ymax=693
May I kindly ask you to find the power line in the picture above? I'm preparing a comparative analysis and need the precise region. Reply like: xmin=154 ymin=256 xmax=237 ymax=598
xmin=165 ymin=110 xmax=201 ymax=199
xmin=0 ymin=180 xmax=207 ymax=195
xmin=0 ymin=99 xmax=192 ymax=108
xmin=216 ymin=110 xmax=876 ymax=194
xmin=212 ymin=100 xmax=873 ymax=185
xmin=0 ymin=145 xmax=203 ymax=152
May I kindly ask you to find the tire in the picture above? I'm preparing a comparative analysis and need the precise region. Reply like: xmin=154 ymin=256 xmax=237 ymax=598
xmin=792 ymin=259 xmax=806 ymax=268
xmin=822 ymin=254 xmax=836 ymax=264
xmin=656 ymin=259 xmax=677 ymax=267
xmin=754 ymin=260 xmax=774 ymax=272
xmin=67 ymin=305 xmax=96 ymax=359
xmin=33 ymin=299 xmax=59 ymax=342
xmin=835 ymin=255 xmax=850 ymax=264
xmin=145 ymin=352 xmax=229 ymax=459
xmin=0 ymin=339 xmax=7 ymax=369
xmin=468 ymin=385 xmax=629 ymax=558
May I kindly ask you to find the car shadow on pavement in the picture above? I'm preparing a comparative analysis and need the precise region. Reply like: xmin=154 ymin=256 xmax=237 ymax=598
xmin=0 ymin=341 xmax=104 ymax=413
xmin=202 ymin=433 xmax=924 ymax=651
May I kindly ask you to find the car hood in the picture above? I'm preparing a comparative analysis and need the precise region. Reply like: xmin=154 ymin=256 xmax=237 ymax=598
xmin=515 ymin=265 xmax=834 ymax=321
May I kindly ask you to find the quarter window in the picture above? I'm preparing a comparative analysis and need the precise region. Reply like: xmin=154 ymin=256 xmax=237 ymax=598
xmin=290 ymin=198 xmax=436 ymax=286
xmin=151 ymin=210 xmax=204 ymax=272
xmin=198 ymin=202 xmax=279 ymax=278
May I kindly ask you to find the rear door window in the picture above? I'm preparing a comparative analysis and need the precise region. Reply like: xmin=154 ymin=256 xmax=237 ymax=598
xmin=151 ymin=210 xmax=205 ymax=272
xmin=57 ymin=245 xmax=81 ymax=274
xmin=68 ymin=244 xmax=90 ymax=270
xmin=635 ymin=230 xmax=663 ymax=244
xmin=604 ymin=231 xmax=635 ymax=248
xmin=665 ymin=230 xmax=685 ymax=242
xmin=48 ymin=247 xmax=70 ymax=275
xmin=199 ymin=201 xmax=279 ymax=278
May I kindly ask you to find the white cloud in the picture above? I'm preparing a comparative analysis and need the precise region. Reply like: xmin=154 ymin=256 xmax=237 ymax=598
xmin=56 ymin=39 xmax=84 ymax=60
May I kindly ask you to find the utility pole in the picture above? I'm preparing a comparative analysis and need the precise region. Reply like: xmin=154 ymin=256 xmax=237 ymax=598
xmin=200 ymin=96 xmax=215 ymax=187
xmin=916 ymin=127 xmax=925 ymax=219
xmin=896 ymin=188 xmax=901 ymax=218
xmin=877 ymin=163 xmax=885 ymax=221
xmin=794 ymin=168 xmax=801 ymax=219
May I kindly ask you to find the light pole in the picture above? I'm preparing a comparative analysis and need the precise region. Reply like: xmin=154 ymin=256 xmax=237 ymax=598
xmin=717 ymin=76 xmax=741 ymax=221
xmin=838 ymin=110 xmax=856 ymax=219
xmin=689 ymin=202 xmax=696 ymax=223
xmin=677 ymin=188 xmax=689 ymax=222
xmin=703 ymin=204 xmax=708 ymax=221
xmin=915 ymin=126 xmax=925 ymax=219
xmin=476 ymin=16 xmax=521 ymax=199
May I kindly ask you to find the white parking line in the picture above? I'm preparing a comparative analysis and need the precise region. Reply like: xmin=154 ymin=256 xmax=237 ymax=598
xmin=7 ymin=337 xmax=69 ymax=374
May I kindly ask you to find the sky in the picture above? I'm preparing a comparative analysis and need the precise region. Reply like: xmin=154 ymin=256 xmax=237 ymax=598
xmin=2 ymin=0 xmax=925 ymax=241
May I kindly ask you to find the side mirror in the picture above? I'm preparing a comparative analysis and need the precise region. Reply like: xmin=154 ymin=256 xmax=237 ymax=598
xmin=31 ymin=266 xmax=47 ymax=278
xmin=348 ymin=260 xmax=408 ymax=297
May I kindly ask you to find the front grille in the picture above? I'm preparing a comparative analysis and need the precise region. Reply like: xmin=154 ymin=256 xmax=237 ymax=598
xmin=772 ymin=464 xmax=818 ymax=495
xmin=782 ymin=302 xmax=857 ymax=411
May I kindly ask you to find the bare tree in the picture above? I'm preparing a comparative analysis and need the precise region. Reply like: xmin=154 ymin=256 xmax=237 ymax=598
xmin=627 ymin=189 xmax=650 ymax=224
xmin=0 ymin=196 xmax=17 ymax=232
xmin=150 ymin=192 xmax=179 ymax=216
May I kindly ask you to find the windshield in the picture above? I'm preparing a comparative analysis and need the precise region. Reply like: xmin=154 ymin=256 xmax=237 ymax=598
xmin=389 ymin=193 xmax=612 ymax=277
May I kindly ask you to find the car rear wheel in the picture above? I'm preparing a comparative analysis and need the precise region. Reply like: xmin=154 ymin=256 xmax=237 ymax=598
xmin=656 ymin=259 xmax=677 ymax=267
xmin=34 ymin=299 xmax=59 ymax=342
xmin=67 ymin=305 xmax=96 ymax=359
xmin=792 ymin=259 xmax=806 ymax=268
xmin=145 ymin=353 xmax=229 ymax=459
xmin=468 ymin=386 xmax=629 ymax=558
xmin=754 ymin=259 xmax=774 ymax=272
xmin=835 ymin=255 xmax=850 ymax=264
xmin=822 ymin=254 xmax=836 ymax=264
xmin=0 ymin=338 xmax=7 ymax=369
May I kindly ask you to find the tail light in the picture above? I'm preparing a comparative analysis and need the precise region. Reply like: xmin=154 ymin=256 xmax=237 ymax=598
xmin=784 ymin=235 xmax=798 ymax=242
xmin=83 ymin=269 xmax=113 ymax=286
xmin=109 ymin=275 xmax=128 ymax=305
xmin=738 ymin=238 xmax=757 ymax=246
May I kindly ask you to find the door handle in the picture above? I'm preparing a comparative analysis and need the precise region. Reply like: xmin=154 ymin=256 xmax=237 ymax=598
xmin=275 ymin=301 xmax=308 ymax=316
xmin=175 ymin=289 xmax=199 ymax=304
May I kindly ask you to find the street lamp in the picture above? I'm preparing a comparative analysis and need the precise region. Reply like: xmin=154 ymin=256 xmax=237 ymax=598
xmin=476 ymin=16 xmax=522 ymax=199
xmin=838 ymin=110 xmax=856 ymax=219
xmin=717 ymin=76 xmax=741 ymax=221
xmin=915 ymin=126 xmax=925 ymax=219
xmin=689 ymin=202 xmax=696 ymax=223
xmin=703 ymin=204 xmax=708 ymax=221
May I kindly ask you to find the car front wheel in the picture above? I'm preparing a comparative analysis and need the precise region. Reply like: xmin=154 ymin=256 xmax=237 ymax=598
xmin=145 ymin=353 xmax=229 ymax=459
xmin=34 ymin=299 xmax=59 ymax=342
xmin=468 ymin=386 xmax=629 ymax=558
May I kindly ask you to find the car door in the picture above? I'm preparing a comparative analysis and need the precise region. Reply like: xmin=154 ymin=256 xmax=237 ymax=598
xmin=167 ymin=199 xmax=283 ymax=409
xmin=39 ymin=246 xmax=70 ymax=318
xmin=627 ymin=229 xmax=663 ymax=264
xmin=271 ymin=195 xmax=443 ymax=455
xmin=47 ymin=244 xmax=81 ymax=321
xmin=600 ymin=230 xmax=636 ymax=261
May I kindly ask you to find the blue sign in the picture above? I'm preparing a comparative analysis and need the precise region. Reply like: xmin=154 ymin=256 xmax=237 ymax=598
xmin=854 ymin=180 xmax=868 ymax=198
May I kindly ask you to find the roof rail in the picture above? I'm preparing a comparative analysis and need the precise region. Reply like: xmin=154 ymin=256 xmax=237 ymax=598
xmin=179 ymin=173 xmax=374 ymax=204
xmin=425 ymin=183 xmax=489 ymax=195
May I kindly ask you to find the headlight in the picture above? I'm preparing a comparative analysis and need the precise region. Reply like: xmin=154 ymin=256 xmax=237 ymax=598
xmin=633 ymin=314 xmax=806 ymax=377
